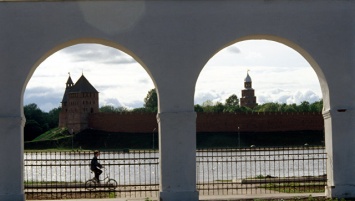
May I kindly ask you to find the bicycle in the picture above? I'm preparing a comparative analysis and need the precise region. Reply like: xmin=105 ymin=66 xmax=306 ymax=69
xmin=85 ymin=168 xmax=118 ymax=190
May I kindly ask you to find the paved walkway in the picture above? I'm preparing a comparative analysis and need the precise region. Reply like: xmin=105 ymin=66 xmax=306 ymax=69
xmin=29 ymin=192 xmax=325 ymax=201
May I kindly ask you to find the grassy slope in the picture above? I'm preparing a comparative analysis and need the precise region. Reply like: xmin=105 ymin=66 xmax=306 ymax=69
xmin=33 ymin=127 xmax=70 ymax=141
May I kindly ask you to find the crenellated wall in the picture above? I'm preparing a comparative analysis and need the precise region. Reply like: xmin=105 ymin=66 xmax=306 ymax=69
xmin=88 ymin=112 xmax=323 ymax=133
xmin=88 ymin=113 xmax=158 ymax=133
xmin=197 ymin=112 xmax=323 ymax=132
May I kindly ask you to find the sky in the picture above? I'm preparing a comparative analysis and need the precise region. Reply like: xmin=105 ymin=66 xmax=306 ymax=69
xmin=24 ymin=40 xmax=322 ymax=112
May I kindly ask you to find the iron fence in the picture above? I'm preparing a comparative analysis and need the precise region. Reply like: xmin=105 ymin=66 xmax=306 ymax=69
xmin=196 ymin=146 xmax=327 ymax=196
xmin=24 ymin=146 xmax=326 ymax=200
xmin=24 ymin=150 xmax=159 ymax=200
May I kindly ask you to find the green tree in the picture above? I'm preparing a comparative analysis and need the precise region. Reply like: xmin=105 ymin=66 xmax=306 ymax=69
xmin=224 ymin=94 xmax=240 ymax=113
xmin=24 ymin=103 xmax=45 ymax=124
xmin=282 ymin=103 xmax=298 ymax=113
xmin=310 ymin=100 xmax=323 ymax=112
xmin=225 ymin=94 xmax=239 ymax=107
xmin=117 ymin=106 xmax=129 ymax=112
xmin=223 ymin=105 xmax=240 ymax=113
xmin=132 ymin=107 xmax=152 ymax=113
xmin=298 ymin=101 xmax=310 ymax=112
xmin=144 ymin=89 xmax=158 ymax=112
xmin=100 ymin=105 xmax=118 ymax=113
xmin=239 ymin=106 xmax=253 ymax=113
xmin=212 ymin=102 xmax=225 ymax=113
xmin=47 ymin=106 xmax=61 ymax=128
xmin=24 ymin=103 xmax=47 ymax=141
xmin=255 ymin=102 xmax=280 ymax=112
xmin=24 ymin=120 xmax=43 ymax=141
xmin=100 ymin=105 xmax=129 ymax=113
xmin=202 ymin=100 xmax=214 ymax=112
xmin=194 ymin=104 xmax=204 ymax=112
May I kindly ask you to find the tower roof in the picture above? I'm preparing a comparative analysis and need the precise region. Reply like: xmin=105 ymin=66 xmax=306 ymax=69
xmin=244 ymin=71 xmax=252 ymax=82
xmin=66 ymin=76 xmax=74 ymax=85
xmin=61 ymin=74 xmax=98 ymax=103
xmin=70 ymin=74 xmax=99 ymax=93
xmin=61 ymin=75 xmax=74 ymax=103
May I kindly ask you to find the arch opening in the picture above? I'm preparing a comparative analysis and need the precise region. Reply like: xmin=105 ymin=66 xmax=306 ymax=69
xmin=195 ymin=37 xmax=326 ymax=146
xmin=23 ymin=40 xmax=161 ymax=199
xmin=194 ymin=38 xmax=328 ymax=196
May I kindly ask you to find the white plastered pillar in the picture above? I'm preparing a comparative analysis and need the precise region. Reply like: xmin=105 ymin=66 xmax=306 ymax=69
xmin=0 ymin=48 xmax=28 ymax=201
xmin=157 ymin=112 xmax=198 ymax=201
xmin=318 ymin=49 xmax=355 ymax=197
xmin=324 ymin=109 xmax=355 ymax=197
xmin=148 ymin=51 xmax=201 ymax=200
xmin=0 ymin=67 xmax=26 ymax=200
xmin=0 ymin=116 xmax=25 ymax=201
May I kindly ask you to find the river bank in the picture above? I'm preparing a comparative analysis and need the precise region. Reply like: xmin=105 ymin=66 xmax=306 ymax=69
xmin=25 ymin=129 xmax=324 ymax=150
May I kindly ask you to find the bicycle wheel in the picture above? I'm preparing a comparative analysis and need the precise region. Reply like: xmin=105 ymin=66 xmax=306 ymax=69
xmin=85 ymin=179 xmax=97 ymax=191
xmin=107 ymin=179 xmax=118 ymax=190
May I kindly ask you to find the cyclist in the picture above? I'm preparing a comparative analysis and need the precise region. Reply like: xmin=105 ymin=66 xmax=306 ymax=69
xmin=90 ymin=150 xmax=103 ymax=183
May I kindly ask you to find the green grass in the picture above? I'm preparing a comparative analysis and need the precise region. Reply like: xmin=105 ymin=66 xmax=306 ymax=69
xmin=254 ymin=196 xmax=347 ymax=201
xmin=24 ymin=180 xmax=82 ymax=185
xmin=108 ymin=192 xmax=116 ymax=198
xmin=32 ymin=127 xmax=70 ymax=141
xmin=260 ymin=182 xmax=325 ymax=193
xmin=215 ymin=180 xmax=233 ymax=182
xmin=145 ymin=198 xmax=157 ymax=201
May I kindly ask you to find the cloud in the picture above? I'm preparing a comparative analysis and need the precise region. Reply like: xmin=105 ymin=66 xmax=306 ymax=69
xmin=123 ymin=100 xmax=145 ymax=109
xmin=194 ymin=91 xmax=225 ymax=105
xmin=227 ymin=46 xmax=241 ymax=54
xmin=257 ymin=89 xmax=321 ymax=105
xmin=99 ymin=97 xmax=144 ymax=109
xmin=24 ymin=87 xmax=63 ymax=99
xmin=24 ymin=40 xmax=322 ymax=113
xmin=62 ymin=44 xmax=135 ymax=64
xmin=214 ymin=41 xmax=310 ymax=68
xmin=24 ymin=87 xmax=62 ymax=112
xmin=100 ymin=98 xmax=123 ymax=107
xmin=138 ymin=78 xmax=151 ymax=84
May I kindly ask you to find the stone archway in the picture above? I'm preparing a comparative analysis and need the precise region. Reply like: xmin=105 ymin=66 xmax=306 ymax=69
xmin=0 ymin=1 xmax=354 ymax=201
xmin=195 ymin=31 xmax=353 ymax=197
xmin=195 ymin=34 xmax=333 ymax=193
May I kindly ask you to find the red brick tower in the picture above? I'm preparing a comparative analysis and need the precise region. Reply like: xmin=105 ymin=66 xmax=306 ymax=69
xmin=59 ymin=74 xmax=99 ymax=133
xmin=240 ymin=71 xmax=257 ymax=109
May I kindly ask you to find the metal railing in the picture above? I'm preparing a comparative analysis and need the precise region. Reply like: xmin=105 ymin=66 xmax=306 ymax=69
xmin=24 ymin=150 xmax=159 ymax=200
xmin=24 ymin=146 xmax=326 ymax=200
xmin=197 ymin=146 xmax=327 ymax=196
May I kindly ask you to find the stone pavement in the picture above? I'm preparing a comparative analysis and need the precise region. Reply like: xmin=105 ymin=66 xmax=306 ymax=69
xmin=30 ymin=192 xmax=325 ymax=201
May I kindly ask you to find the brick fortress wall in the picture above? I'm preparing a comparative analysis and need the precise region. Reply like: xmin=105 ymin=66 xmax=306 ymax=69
xmin=89 ymin=113 xmax=158 ymax=133
xmin=88 ymin=112 xmax=324 ymax=133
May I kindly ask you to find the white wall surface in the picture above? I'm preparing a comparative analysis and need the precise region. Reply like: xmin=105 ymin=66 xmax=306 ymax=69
xmin=0 ymin=1 xmax=354 ymax=200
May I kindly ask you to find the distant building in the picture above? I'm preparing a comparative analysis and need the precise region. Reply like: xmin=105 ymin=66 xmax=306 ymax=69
xmin=240 ymin=71 xmax=257 ymax=108
xmin=57 ymin=72 xmax=322 ymax=135
xmin=59 ymin=74 xmax=99 ymax=133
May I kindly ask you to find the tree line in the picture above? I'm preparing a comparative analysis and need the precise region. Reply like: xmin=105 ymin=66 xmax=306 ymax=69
xmin=24 ymin=103 xmax=61 ymax=141
xmin=24 ymin=88 xmax=322 ymax=141
xmin=100 ymin=89 xmax=323 ymax=114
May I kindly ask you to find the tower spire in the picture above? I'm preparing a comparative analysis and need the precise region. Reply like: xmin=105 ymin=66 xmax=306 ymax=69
xmin=240 ymin=70 xmax=257 ymax=109
xmin=66 ymin=72 xmax=74 ymax=88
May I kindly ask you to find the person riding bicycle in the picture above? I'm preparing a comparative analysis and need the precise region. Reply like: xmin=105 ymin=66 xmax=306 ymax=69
xmin=90 ymin=150 xmax=103 ymax=183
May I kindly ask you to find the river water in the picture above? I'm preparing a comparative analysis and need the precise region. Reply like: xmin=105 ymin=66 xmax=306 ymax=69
xmin=24 ymin=148 xmax=326 ymax=185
